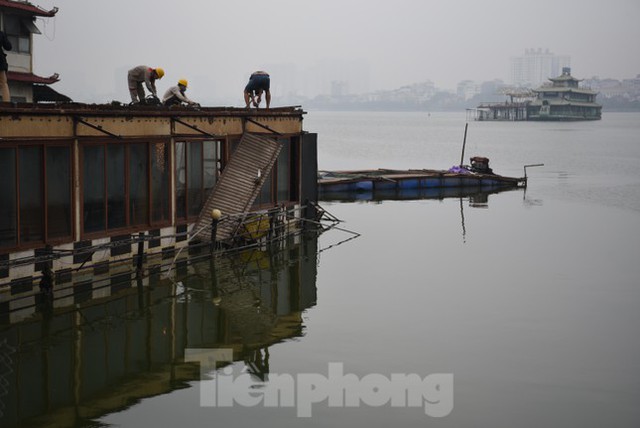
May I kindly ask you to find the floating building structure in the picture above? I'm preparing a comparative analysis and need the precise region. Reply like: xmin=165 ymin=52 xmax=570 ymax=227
xmin=475 ymin=68 xmax=602 ymax=121
xmin=0 ymin=102 xmax=318 ymax=300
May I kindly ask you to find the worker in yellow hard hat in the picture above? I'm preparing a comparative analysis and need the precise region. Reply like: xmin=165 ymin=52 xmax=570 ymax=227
xmin=127 ymin=65 xmax=164 ymax=104
xmin=162 ymin=78 xmax=198 ymax=107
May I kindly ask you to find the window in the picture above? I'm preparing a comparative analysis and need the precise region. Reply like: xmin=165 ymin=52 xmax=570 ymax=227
xmin=254 ymin=171 xmax=273 ymax=207
xmin=129 ymin=143 xmax=149 ymax=226
xmin=82 ymin=141 xmax=170 ymax=235
xmin=107 ymin=144 xmax=126 ymax=229
xmin=46 ymin=147 xmax=72 ymax=239
xmin=277 ymin=140 xmax=291 ymax=202
xmin=3 ymin=15 xmax=32 ymax=54
xmin=0 ymin=144 xmax=72 ymax=250
xmin=252 ymin=137 xmax=299 ymax=208
xmin=0 ymin=149 xmax=17 ymax=247
xmin=175 ymin=140 xmax=220 ymax=220
xmin=18 ymin=147 xmax=43 ymax=242
xmin=151 ymin=142 xmax=170 ymax=223
xmin=83 ymin=145 xmax=106 ymax=233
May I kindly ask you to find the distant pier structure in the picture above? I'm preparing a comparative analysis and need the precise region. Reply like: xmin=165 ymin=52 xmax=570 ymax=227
xmin=474 ymin=90 xmax=534 ymax=121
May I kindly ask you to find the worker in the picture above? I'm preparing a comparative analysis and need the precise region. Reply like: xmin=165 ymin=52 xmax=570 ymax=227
xmin=244 ymin=71 xmax=271 ymax=108
xmin=0 ymin=29 xmax=12 ymax=102
xmin=163 ymin=79 xmax=198 ymax=107
xmin=127 ymin=65 xmax=164 ymax=104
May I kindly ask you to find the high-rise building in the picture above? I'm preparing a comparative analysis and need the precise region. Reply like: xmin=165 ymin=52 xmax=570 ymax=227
xmin=510 ymin=49 xmax=571 ymax=88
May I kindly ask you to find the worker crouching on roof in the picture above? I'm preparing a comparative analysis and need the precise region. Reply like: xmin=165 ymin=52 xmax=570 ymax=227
xmin=128 ymin=65 xmax=164 ymax=104
xmin=244 ymin=71 xmax=270 ymax=108
xmin=163 ymin=79 xmax=198 ymax=107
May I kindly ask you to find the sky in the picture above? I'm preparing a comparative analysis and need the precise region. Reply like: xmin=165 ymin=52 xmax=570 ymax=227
xmin=27 ymin=0 xmax=640 ymax=105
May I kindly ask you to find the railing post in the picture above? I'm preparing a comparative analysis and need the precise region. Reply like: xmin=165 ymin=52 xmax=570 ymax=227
xmin=135 ymin=232 xmax=145 ymax=275
xmin=210 ymin=209 xmax=222 ymax=253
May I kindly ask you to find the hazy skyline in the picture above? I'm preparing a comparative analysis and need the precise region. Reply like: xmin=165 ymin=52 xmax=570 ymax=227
xmin=29 ymin=0 xmax=640 ymax=104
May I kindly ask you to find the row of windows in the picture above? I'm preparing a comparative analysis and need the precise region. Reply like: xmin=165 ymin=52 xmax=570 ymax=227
xmin=0 ymin=146 xmax=71 ymax=247
xmin=82 ymin=142 xmax=171 ymax=234
xmin=0 ymin=138 xmax=298 ymax=250
xmin=542 ymin=92 xmax=594 ymax=102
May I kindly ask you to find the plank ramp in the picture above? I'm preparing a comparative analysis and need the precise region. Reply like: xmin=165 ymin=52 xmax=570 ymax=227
xmin=193 ymin=133 xmax=283 ymax=241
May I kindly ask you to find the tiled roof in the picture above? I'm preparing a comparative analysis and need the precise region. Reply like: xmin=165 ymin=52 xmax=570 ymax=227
xmin=0 ymin=0 xmax=57 ymax=17
xmin=533 ymin=87 xmax=597 ymax=95
xmin=550 ymin=75 xmax=581 ymax=82
xmin=7 ymin=71 xmax=60 ymax=84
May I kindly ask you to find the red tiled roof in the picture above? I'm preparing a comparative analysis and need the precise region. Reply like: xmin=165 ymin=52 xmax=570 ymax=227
xmin=0 ymin=0 xmax=57 ymax=17
xmin=7 ymin=71 xmax=60 ymax=84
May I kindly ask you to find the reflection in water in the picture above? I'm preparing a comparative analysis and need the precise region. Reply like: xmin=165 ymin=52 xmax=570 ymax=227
xmin=321 ymin=186 xmax=523 ymax=245
xmin=0 ymin=234 xmax=319 ymax=428
xmin=319 ymin=185 xmax=522 ymax=203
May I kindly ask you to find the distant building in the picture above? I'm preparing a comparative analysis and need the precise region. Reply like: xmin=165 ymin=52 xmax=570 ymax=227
xmin=527 ymin=67 xmax=601 ymax=120
xmin=476 ymin=68 xmax=601 ymax=121
xmin=0 ymin=0 xmax=70 ymax=102
xmin=457 ymin=80 xmax=479 ymax=101
xmin=510 ymin=48 xmax=571 ymax=88
xmin=583 ymin=75 xmax=640 ymax=101
xmin=331 ymin=80 xmax=348 ymax=97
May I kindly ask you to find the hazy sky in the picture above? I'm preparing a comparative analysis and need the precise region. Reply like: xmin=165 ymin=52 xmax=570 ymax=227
xmin=29 ymin=0 xmax=640 ymax=104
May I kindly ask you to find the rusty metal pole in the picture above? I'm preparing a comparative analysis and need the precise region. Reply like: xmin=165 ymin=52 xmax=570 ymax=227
xmin=460 ymin=122 xmax=469 ymax=167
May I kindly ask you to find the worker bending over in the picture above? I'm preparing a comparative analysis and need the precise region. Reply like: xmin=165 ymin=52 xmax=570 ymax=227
xmin=128 ymin=65 xmax=164 ymax=104
xmin=244 ymin=71 xmax=270 ymax=108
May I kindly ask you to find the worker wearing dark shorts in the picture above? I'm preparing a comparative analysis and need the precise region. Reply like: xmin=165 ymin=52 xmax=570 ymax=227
xmin=244 ymin=71 xmax=271 ymax=108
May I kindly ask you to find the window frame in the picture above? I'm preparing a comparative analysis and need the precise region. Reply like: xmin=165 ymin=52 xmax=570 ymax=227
xmin=80 ymin=138 xmax=171 ymax=239
xmin=0 ymin=140 xmax=74 ymax=252
xmin=175 ymin=138 xmax=222 ymax=223
xmin=252 ymin=135 xmax=300 ymax=210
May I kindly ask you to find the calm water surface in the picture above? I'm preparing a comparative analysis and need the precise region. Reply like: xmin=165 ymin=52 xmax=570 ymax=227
xmin=2 ymin=112 xmax=639 ymax=427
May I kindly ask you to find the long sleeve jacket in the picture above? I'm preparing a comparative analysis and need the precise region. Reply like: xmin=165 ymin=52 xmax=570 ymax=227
xmin=128 ymin=65 xmax=157 ymax=95
xmin=162 ymin=85 xmax=195 ymax=104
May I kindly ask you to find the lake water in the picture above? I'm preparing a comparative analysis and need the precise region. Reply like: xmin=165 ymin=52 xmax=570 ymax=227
xmin=1 ymin=112 xmax=639 ymax=427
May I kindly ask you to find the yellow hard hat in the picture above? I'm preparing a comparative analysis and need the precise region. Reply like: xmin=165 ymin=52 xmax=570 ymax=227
xmin=178 ymin=79 xmax=188 ymax=88
xmin=154 ymin=67 xmax=165 ymax=79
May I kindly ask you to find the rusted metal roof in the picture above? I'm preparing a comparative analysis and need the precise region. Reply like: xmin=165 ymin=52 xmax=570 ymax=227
xmin=0 ymin=0 xmax=57 ymax=16
xmin=0 ymin=102 xmax=305 ymax=118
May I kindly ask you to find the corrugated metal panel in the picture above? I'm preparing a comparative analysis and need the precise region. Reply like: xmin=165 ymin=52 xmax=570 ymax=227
xmin=193 ymin=133 xmax=283 ymax=241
